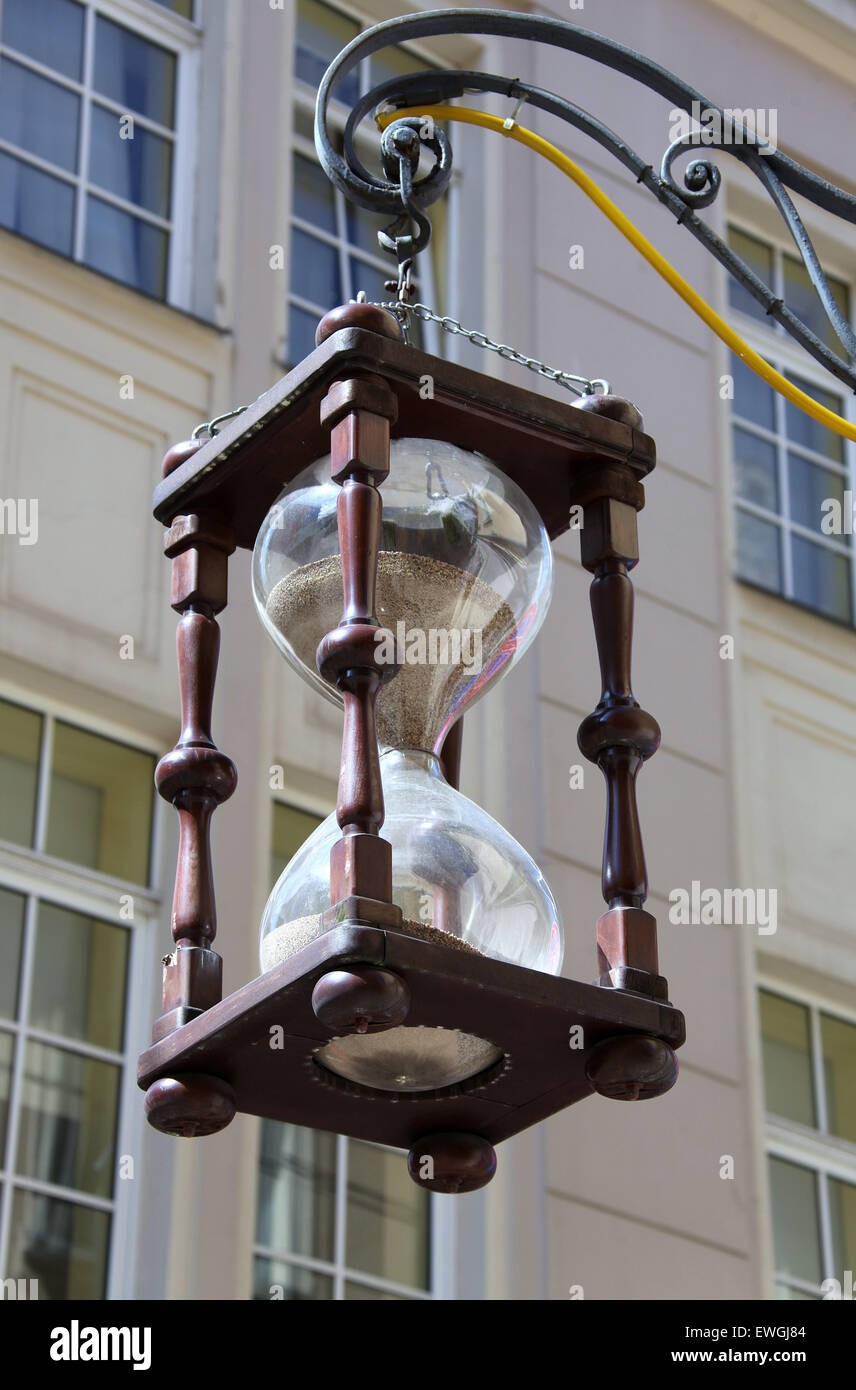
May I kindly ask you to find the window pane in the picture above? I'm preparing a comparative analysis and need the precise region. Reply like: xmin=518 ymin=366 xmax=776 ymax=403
xmin=785 ymin=373 xmax=845 ymax=464
xmin=774 ymin=1283 xmax=818 ymax=1300
xmin=89 ymin=103 xmax=172 ymax=218
xmin=0 ymin=59 xmax=80 ymax=173
xmin=271 ymin=804 xmax=322 ymax=887
xmin=256 ymin=1122 xmax=335 ymax=1260
xmin=30 ymin=903 xmax=128 ymax=1052
xmin=768 ymin=1156 xmax=822 ymax=1284
xmin=728 ymin=226 xmax=773 ymax=322
xmin=288 ymin=303 xmax=320 ymax=366
xmin=0 ymin=699 xmax=42 ymax=848
xmin=0 ymin=1030 xmax=14 ymax=1156
xmin=369 ymin=43 xmax=435 ymax=91
xmin=730 ymin=352 xmax=775 ymax=431
xmin=46 ymin=722 xmax=155 ymax=883
xmin=296 ymin=0 xmax=360 ymax=106
xmin=348 ymin=256 xmax=388 ymax=305
xmin=84 ymin=195 xmax=168 ymax=298
xmin=0 ymin=886 xmax=26 ymax=1021
xmin=821 ymin=1013 xmax=856 ymax=1144
xmin=788 ymin=453 xmax=847 ymax=537
xmin=253 ymin=1255 xmax=333 ymax=1300
xmin=7 ymin=1188 xmax=110 ymax=1300
xmin=345 ymin=203 xmax=386 ymax=257
xmin=16 ymin=1040 xmax=120 ymax=1198
xmin=0 ymin=150 xmax=75 ymax=255
xmin=94 ymin=16 xmax=177 ymax=128
xmin=292 ymin=152 xmax=335 ymax=234
xmin=760 ymin=991 xmax=815 ymax=1127
xmin=791 ymin=535 xmax=852 ymax=623
xmin=829 ymin=1177 xmax=856 ymax=1277
xmin=783 ymin=253 xmax=851 ymax=356
xmin=733 ymin=427 xmax=778 ymax=511
xmin=736 ymin=508 xmax=782 ymax=592
xmin=1 ymin=0 xmax=84 ymax=83
xmin=290 ymin=226 xmax=340 ymax=307
xmin=345 ymin=1140 xmax=430 ymax=1288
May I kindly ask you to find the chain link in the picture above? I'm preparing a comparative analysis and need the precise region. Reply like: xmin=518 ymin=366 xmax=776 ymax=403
xmin=372 ymin=300 xmax=610 ymax=398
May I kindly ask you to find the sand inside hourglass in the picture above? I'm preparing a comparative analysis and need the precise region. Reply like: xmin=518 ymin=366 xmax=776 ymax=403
xmin=265 ymin=551 xmax=515 ymax=753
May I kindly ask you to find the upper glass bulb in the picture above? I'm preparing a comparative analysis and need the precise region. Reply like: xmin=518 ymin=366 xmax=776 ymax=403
xmin=252 ymin=437 xmax=553 ymax=755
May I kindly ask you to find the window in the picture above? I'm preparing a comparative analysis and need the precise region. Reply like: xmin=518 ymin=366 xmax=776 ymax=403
xmin=759 ymin=986 xmax=856 ymax=1298
xmin=727 ymin=225 xmax=856 ymax=623
xmin=0 ymin=0 xmax=198 ymax=301
xmin=288 ymin=0 xmax=449 ymax=365
xmin=0 ymin=695 xmax=157 ymax=1298
xmin=253 ymin=798 xmax=436 ymax=1301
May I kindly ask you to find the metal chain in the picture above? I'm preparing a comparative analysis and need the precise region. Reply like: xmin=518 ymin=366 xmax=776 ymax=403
xmin=372 ymin=300 xmax=610 ymax=398
xmin=189 ymin=301 xmax=610 ymax=438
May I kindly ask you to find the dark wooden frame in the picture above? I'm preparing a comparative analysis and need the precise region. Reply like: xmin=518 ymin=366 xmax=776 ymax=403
xmin=141 ymin=311 xmax=683 ymax=1185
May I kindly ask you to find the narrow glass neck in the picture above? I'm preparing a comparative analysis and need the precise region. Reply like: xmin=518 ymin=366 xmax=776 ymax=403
xmin=379 ymin=747 xmax=446 ymax=780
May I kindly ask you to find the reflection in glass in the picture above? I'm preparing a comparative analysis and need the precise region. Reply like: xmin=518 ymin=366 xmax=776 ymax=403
xmin=256 ymin=1122 xmax=336 ymax=1261
xmin=290 ymin=227 xmax=340 ymax=307
xmin=0 ymin=1029 xmax=14 ymax=1157
xmin=16 ymin=1041 xmax=120 ymax=1199
xmin=727 ymin=227 xmax=773 ymax=323
xmin=94 ymin=16 xmax=177 ymax=127
xmin=345 ymin=1281 xmax=406 ymax=1300
xmin=730 ymin=352 xmax=775 ymax=431
xmin=792 ymin=536 xmax=851 ymax=623
xmin=735 ymin=509 xmax=782 ymax=593
xmin=1 ymin=0 xmax=85 ymax=83
xmin=760 ymin=991 xmax=815 ymax=1127
xmin=0 ymin=59 xmax=80 ymax=172
xmin=292 ymin=153 xmax=336 ymax=234
xmin=295 ymin=0 xmax=359 ymax=106
xmin=89 ymin=105 xmax=172 ymax=219
xmin=0 ymin=885 xmax=26 ymax=1021
xmin=46 ymin=722 xmax=155 ymax=884
xmin=346 ymin=1140 xmax=430 ymax=1288
xmin=7 ymin=1188 xmax=110 ymax=1300
xmin=785 ymin=374 xmax=845 ymax=464
xmin=84 ymin=196 xmax=169 ymax=299
xmin=0 ymin=150 xmax=75 ymax=256
xmin=783 ymin=256 xmax=851 ymax=357
xmin=829 ymin=1176 xmax=856 ymax=1277
xmin=821 ymin=1013 xmax=856 ymax=1144
xmin=768 ymin=1157 xmax=822 ymax=1285
xmin=788 ymin=452 xmax=846 ymax=536
xmin=31 ymin=902 xmax=128 ymax=1052
xmin=733 ymin=428 xmax=778 ymax=512
xmin=0 ymin=701 xmax=41 ymax=849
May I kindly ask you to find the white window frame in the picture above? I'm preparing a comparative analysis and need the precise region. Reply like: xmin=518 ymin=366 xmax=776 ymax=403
xmin=758 ymin=974 xmax=856 ymax=1299
xmin=255 ymin=786 xmax=455 ymax=1301
xmin=0 ymin=0 xmax=201 ymax=308
xmin=728 ymin=218 xmax=856 ymax=622
xmin=287 ymin=0 xmax=458 ymax=364
xmin=0 ymin=682 xmax=162 ymax=1301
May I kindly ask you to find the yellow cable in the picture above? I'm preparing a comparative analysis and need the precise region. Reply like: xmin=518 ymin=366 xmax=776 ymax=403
xmin=378 ymin=104 xmax=856 ymax=443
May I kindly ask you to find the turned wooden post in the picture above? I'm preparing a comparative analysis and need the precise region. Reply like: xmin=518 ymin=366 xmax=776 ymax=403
xmin=145 ymin=448 xmax=239 ymax=1134
xmin=573 ymin=396 xmax=669 ymax=1006
xmin=315 ymin=304 xmax=405 ymax=934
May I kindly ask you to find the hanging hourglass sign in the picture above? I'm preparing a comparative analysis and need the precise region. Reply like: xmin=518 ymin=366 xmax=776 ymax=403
xmin=138 ymin=290 xmax=685 ymax=1192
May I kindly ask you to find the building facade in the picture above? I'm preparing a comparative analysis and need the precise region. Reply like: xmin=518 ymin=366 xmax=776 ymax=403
xmin=0 ymin=0 xmax=853 ymax=1300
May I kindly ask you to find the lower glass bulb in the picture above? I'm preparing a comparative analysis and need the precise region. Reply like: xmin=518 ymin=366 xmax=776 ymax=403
xmin=315 ymin=1026 xmax=504 ymax=1093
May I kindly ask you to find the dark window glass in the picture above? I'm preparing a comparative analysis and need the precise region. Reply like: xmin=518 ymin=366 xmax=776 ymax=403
xmin=0 ymin=58 xmax=80 ymax=172
xmin=84 ymin=194 xmax=168 ymax=299
xmin=89 ymin=103 xmax=172 ymax=218
xmin=791 ymin=535 xmax=852 ymax=623
xmin=0 ymin=150 xmax=75 ymax=255
xmin=7 ymin=1187 xmax=111 ymax=1300
xmin=736 ymin=510 xmax=782 ymax=593
xmin=94 ymin=15 xmax=177 ymax=128
xmin=1 ymin=0 xmax=85 ymax=82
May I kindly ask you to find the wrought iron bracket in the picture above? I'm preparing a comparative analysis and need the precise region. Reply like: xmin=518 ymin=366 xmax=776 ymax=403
xmin=315 ymin=7 xmax=856 ymax=391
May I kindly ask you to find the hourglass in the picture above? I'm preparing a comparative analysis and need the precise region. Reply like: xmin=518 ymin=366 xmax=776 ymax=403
xmin=139 ymin=298 xmax=685 ymax=1192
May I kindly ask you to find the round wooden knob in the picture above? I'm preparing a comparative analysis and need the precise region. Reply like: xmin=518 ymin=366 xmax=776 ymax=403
xmin=575 ymin=393 xmax=644 ymax=430
xmin=162 ymin=438 xmax=204 ymax=478
xmin=311 ymin=966 xmax=410 ymax=1034
xmin=144 ymin=1074 xmax=236 ymax=1136
xmin=315 ymin=302 xmax=403 ymax=345
xmin=585 ymin=1035 xmax=678 ymax=1100
xmin=407 ymin=1132 xmax=497 ymax=1193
